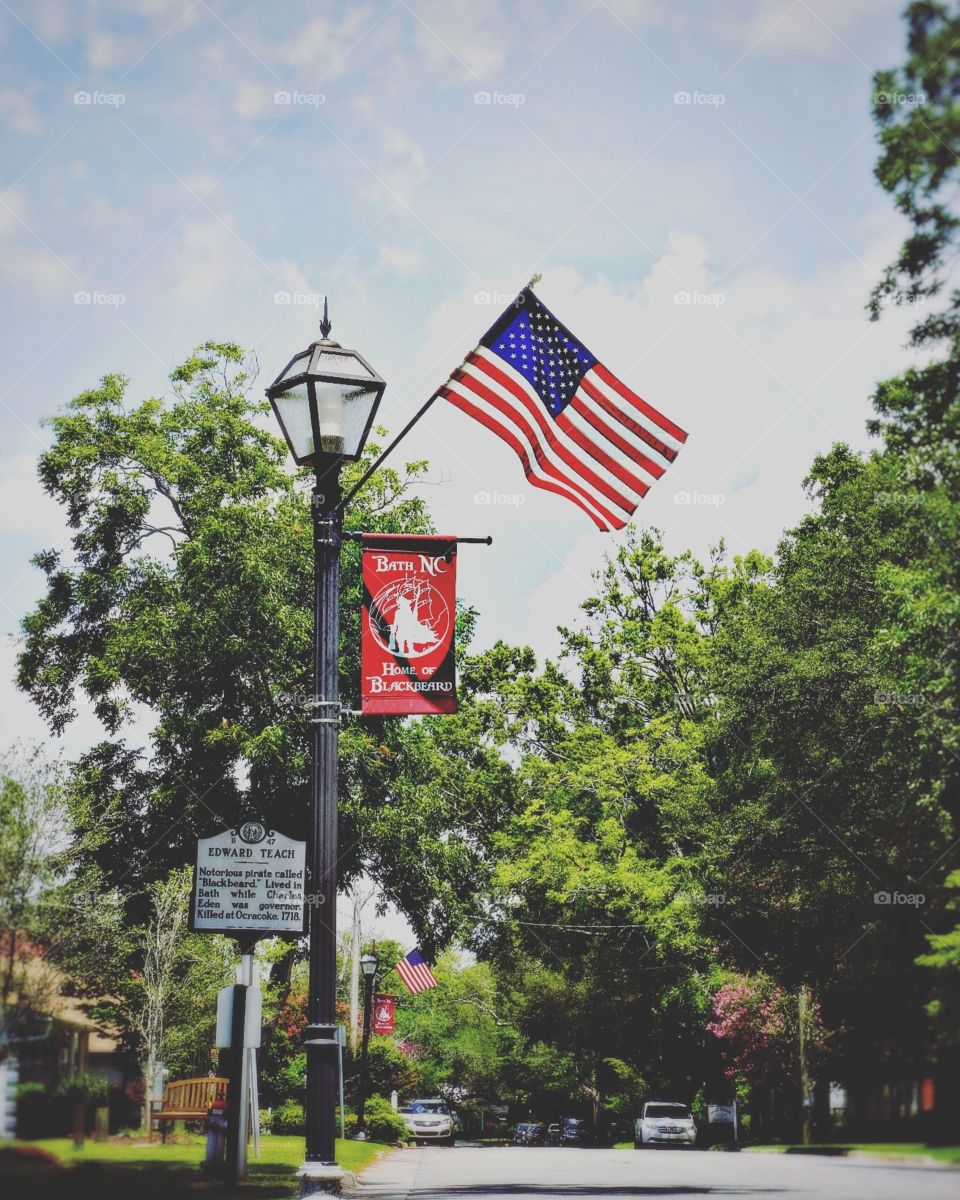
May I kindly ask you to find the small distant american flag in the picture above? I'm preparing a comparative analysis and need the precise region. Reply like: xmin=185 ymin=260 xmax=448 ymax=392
xmin=395 ymin=948 xmax=438 ymax=995
xmin=438 ymin=288 xmax=688 ymax=531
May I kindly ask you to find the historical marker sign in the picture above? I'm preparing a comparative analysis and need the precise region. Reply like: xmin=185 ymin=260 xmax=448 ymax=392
xmin=189 ymin=820 xmax=307 ymax=937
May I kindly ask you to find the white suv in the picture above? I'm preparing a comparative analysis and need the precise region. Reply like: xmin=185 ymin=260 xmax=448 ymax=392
xmin=635 ymin=1102 xmax=696 ymax=1147
xmin=399 ymin=1099 xmax=456 ymax=1145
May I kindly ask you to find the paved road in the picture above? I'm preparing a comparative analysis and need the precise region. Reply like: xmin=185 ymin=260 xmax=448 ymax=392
xmin=353 ymin=1144 xmax=960 ymax=1200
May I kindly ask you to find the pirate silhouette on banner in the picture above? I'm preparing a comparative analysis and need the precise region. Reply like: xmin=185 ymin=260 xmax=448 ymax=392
xmin=372 ymin=994 xmax=397 ymax=1035
xmin=361 ymin=534 xmax=457 ymax=715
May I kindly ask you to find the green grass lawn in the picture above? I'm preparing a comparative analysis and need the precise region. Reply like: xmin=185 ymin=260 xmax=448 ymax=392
xmin=745 ymin=1142 xmax=960 ymax=1164
xmin=0 ymin=1132 xmax=393 ymax=1198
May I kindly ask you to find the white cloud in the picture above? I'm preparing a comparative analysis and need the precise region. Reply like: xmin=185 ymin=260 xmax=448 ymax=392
xmin=232 ymin=82 xmax=272 ymax=120
xmin=410 ymin=0 xmax=510 ymax=81
xmin=733 ymin=0 xmax=892 ymax=60
xmin=403 ymin=218 xmax=917 ymax=661
xmin=379 ymin=126 xmax=429 ymax=192
xmin=86 ymin=31 xmax=135 ymax=70
xmin=377 ymin=240 xmax=425 ymax=278
xmin=0 ymin=89 xmax=43 ymax=135
xmin=160 ymin=216 xmax=258 ymax=306
xmin=0 ymin=455 xmax=62 ymax=540
xmin=0 ymin=187 xmax=77 ymax=296
xmin=269 ymin=7 xmax=378 ymax=74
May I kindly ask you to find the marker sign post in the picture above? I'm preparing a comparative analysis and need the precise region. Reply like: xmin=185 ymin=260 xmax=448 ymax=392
xmin=189 ymin=820 xmax=306 ymax=1183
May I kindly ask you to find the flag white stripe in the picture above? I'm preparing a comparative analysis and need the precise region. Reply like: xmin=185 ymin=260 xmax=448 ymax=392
xmin=586 ymin=369 xmax=685 ymax=457
xmin=415 ymin=967 xmax=436 ymax=989
xmin=573 ymin=375 xmax=675 ymax=474
xmin=467 ymin=351 xmax=643 ymax=513
xmin=444 ymin=374 xmax=621 ymax=527
xmin=561 ymin=400 xmax=661 ymax=490
xmin=396 ymin=957 xmax=438 ymax=993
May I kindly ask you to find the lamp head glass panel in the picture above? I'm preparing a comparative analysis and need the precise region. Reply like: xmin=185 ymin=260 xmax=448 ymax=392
xmin=360 ymin=953 xmax=377 ymax=978
xmin=267 ymin=325 xmax=385 ymax=466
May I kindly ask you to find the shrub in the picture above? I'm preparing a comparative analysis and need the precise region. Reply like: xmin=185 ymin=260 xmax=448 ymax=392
xmin=15 ymin=1082 xmax=51 ymax=1139
xmin=270 ymin=1100 xmax=304 ymax=1135
xmin=362 ymin=1096 xmax=409 ymax=1144
xmin=53 ymin=1072 xmax=110 ymax=1107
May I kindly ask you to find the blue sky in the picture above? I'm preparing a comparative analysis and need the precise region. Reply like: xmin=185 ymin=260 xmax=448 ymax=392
xmin=0 ymin=2 xmax=922 ymax=789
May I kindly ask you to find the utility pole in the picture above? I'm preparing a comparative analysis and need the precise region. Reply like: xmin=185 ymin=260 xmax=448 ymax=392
xmin=798 ymin=984 xmax=812 ymax=1146
xmin=349 ymin=892 xmax=361 ymax=1051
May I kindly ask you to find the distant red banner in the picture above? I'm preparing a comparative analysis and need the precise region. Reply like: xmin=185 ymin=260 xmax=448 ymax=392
xmin=361 ymin=535 xmax=457 ymax=715
xmin=373 ymin=994 xmax=397 ymax=1035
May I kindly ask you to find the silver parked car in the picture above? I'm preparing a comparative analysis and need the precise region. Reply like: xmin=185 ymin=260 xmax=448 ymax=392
xmin=634 ymin=1101 xmax=696 ymax=1147
xmin=398 ymin=1098 xmax=456 ymax=1145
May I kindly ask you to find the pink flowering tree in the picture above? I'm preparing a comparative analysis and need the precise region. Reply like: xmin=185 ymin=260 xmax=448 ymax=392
xmin=707 ymin=974 xmax=800 ymax=1090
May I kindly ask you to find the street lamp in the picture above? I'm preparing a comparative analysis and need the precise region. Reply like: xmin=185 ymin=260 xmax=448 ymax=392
xmin=356 ymin=951 xmax=378 ymax=1137
xmin=267 ymin=301 xmax=385 ymax=1194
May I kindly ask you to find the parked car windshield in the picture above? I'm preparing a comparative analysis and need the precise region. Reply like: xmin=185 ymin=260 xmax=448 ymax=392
xmin=644 ymin=1104 xmax=690 ymax=1119
xmin=408 ymin=1100 xmax=450 ymax=1114
xmin=563 ymin=1118 xmax=585 ymax=1127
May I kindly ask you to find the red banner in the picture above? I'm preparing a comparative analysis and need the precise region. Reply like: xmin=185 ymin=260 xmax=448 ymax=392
xmin=361 ymin=535 xmax=457 ymax=715
xmin=373 ymin=994 xmax=397 ymax=1035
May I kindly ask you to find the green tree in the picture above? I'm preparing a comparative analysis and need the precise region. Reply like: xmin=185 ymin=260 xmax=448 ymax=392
xmin=17 ymin=342 xmax=510 ymax=951
xmin=0 ymin=746 xmax=70 ymax=1047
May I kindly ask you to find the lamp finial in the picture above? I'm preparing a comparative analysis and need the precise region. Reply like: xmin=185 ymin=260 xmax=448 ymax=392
xmin=319 ymin=296 xmax=332 ymax=340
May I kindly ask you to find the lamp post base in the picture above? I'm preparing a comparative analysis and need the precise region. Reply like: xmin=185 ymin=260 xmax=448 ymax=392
xmin=298 ymin=1161 xmax=349 ymax=1195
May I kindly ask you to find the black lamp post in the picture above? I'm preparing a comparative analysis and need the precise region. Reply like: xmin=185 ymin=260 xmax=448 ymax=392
xmin=356 ymin=951 xmax=378 ymax=1136
xmin=267 ymin=301 xmax=385 ymax=1193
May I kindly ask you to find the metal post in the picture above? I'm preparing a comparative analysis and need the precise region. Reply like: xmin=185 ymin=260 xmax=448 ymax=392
xmin=225 ymin=971 xmax=249 ymax=1183
xmin=299 ymin=454 xmax=344 ymax=1194
xmin=337 ymin=1028 xmax=346 ymax=1141
xmin=356 ymin=970 xmax=376 ymax=1134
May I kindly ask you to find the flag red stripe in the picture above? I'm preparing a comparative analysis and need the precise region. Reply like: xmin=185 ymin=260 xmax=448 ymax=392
xmin=440 ymin=386 xmax=616 ymax=531
xmin=578 ymin=375 xmax=676 ymax=464
xmin=451 ymin=370 xmax=627 ymax=524
xmin=555 ymin=410 xmax=652 ymax=499
xmin=567 ymin=394 xmax=664 ymax=481
xmin=395 ymin=956 xmax=439 ymax=994
xmin=466 ymin=355 xmax=639 ymax=514
xmin=593 ymin=363 xmax=688 ymax=444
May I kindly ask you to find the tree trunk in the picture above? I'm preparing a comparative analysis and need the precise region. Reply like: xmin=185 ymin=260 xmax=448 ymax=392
xmin=72 ymin=1101 xmax=86 ymax=1148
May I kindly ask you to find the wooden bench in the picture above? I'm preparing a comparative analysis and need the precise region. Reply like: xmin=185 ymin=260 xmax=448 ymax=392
xmin=150 ymin=1077 xmax=227 ymax=1141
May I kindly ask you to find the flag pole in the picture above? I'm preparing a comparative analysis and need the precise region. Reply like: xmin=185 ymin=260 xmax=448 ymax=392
xmin=336 ymin=387 xmax=445 ymax=514
xmin=338 ymin=277 xmax=540 ymax=515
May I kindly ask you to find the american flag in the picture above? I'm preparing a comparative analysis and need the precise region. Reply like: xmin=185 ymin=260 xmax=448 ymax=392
xmin=395 ymin=948 xmax=439 ymax=995
xmin=438 ymin=289 xmax=688 ymax=531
